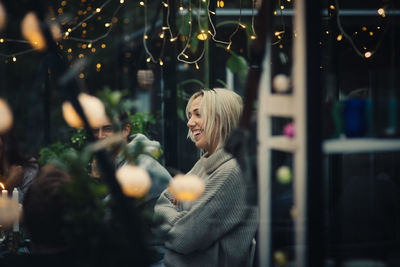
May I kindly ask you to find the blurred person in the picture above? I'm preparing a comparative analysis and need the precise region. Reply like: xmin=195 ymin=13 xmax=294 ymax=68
xmin=0 ymin=132 xmax=39 ymax=202
xmin=0 ymin=165 xmax=75 ymax=267
xmin=154 ymin=89 xmax=258 ymax=267
xmin=91 ymin=113 xmax=172 ymax=209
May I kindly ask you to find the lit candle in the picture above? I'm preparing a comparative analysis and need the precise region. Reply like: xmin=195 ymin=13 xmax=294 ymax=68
xmin=0 ymin=182 xmax=7 ymax=198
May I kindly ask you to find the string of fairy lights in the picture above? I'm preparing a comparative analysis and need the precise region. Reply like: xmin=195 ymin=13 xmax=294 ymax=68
xmin=0 ymin=0 xmax=394 ymax=68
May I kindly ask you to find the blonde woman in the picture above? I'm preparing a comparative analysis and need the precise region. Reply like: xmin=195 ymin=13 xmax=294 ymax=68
xmin=154 ymin=89 xmax=258 ymax=267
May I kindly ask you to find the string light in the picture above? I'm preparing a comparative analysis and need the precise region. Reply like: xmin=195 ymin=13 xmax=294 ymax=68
xmin=176 ymin=0 xmax=205 ymax=67
xmin=272 ymin=0 xmax=285 ymax=45
xmin=12 ymin=56 xmax=16 ymax=62
xmin=335 ymin=0 xmax=388 ymax=59
xmin=165 ymin=0 xmax=178 ymax=41
xmin=142 ymin=0 xmax=166 ymax=64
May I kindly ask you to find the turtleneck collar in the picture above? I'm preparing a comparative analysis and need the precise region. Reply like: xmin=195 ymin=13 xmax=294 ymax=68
xmin=200 ymin=148 xmax=233 ymax=175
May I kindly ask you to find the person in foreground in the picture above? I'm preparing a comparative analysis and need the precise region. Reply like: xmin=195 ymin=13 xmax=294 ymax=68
xmin=0 ymin=165 xmax=75 ymax=267
xmin=154 ymin=88 xmax=258 ymax=267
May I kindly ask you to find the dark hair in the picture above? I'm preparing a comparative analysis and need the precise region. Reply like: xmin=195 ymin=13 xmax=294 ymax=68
xmin=23 ymin=165 xmax=72 ymax=248
xmin=0 ymin=132 xmax=35 ymax=172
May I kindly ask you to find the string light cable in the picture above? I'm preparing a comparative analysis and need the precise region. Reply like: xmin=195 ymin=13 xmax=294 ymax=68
xmin=165 ymin=0 xmax=178 ymax=42
xmin=334 ymin=0 xmax=389 ymax=58
xmin=272 ymin=0 xmax=285 ymax=45
xmin=142 ymin=0 xmax=167 ymax=65
xmin=176 ymin=0 xmax=206 ymax=67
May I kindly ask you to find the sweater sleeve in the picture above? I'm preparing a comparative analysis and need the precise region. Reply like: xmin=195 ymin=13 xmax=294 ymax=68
xmin=163 ymin=160 xmax=249 ymax=254
xmin=155 ymin=189 xmax=188 ymax=233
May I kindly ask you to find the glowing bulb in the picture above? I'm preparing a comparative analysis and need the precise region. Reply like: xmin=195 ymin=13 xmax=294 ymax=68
xmin=280 ymin=5 xmax=284 ymax=9
xmin=120 ymin=0 xmax=124 ymax=3
xmin=140 ymin=1 xmax=145 ymax=6
xmin=226 ymin=43 xmax=231 ymax=50
xmin=337 ymin=34 xmax=343 ymax=41
xmin=274 ymin=11 xmax=277 ymax=15
xmin=0 ymin=38 xmax=4 ymax=43
xmin=209 ymin=10 xmax=215 ymax=14
xmin=162 ymin=26 xmax=169 ymax=30
xmin=179 ymin=6 xmax=184 ymax=11
xmin=361 ymin=26 xmax=367 ymax=31
xmin=96 ymin=8 xmax=101 ymax=12
xmin=239 ymin=24 xmax=246 ymax=29
xmin=195 ymin=62 xmax=199 ymax=69
xmin=101 ymin=43 xmax=106 ymax=48
xmin=188 ymin=20 xmax=192 ymax=25
xmin=159 ymin=60 xmax=164 ymax=66
xmin=250 ymin=35 xmax=257 ymax=40
xmin=364 ymin=51 xmax=372 ymax=58
xmin=183 ymin=53 xmax=189 ymax=59
xmin=329 ymin=5 xmax=335 ymax=10
xmin=96 ymin=63 xmax=101 ymax=69
xmin=377 ymin=8 xmax=384 ymax=15
xmin=159 ymin=32 xmax=165 ymax=38
xmin=162 ymin=2 xmax=168 ymax=7
xmin=146 ymin=57 xmax=151 ymax=62
xmin=64 ymin=31 xmax=69 ymax=36
xmin=144 ymin=35 xmax=148 ymax=39
xmin=197 ymin=32 xmax=208 ymax=40
xmin=88 ymin=43 xmax=92 ymax=48
xmin=105 ymin=23 xmax=110 ymax=27
xmin=369 ymin=32 xmax=374 ymax=36
xmin=170 ymin=36 xmax=178 ymax=42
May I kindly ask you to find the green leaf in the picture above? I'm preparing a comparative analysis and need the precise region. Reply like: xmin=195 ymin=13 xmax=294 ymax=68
xmin=226 ymin=54 xmax=248 ymax=73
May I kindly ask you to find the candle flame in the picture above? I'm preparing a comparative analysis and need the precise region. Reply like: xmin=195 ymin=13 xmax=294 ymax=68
xmin=0 ymin=183 xmax=5 ymax=190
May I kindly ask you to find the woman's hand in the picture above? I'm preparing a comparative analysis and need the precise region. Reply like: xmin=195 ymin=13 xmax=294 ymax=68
xmin=6 ymin=165 xmax=24 ymax=190
xmin=173 ymin=199 xmax=180 ymax=206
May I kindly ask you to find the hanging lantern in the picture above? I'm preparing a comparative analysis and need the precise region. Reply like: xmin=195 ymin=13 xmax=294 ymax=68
xmin=0 ymin=2 xmax=6 ymax=31
xmin=137 ymin=69 xmax=154 ymax=91
xmin=273 ymin=74 xmax=291 ymax=93
xmin=168 ymin=174 xmax=205 ymax=202
xmin=21 ymin=12 xmax=46 ymax=51
xmin=116 ymin=165 xmax=152 ymax=198
xmin=50 ymin=22 xmax=62 ymax=41
xmin=0 ymin=98 xmax=13 ymax=134
xmin=62 ymin=93 xmax=109 ymax=129
xmin=276 ymin=165 xmax=292 ymax=184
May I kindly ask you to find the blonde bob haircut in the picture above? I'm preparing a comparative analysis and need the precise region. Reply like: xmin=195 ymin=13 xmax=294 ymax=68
xmin=186 ymin=88 xmax=243 ymax=152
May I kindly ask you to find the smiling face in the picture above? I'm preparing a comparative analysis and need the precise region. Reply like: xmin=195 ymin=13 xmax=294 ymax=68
xmin=187 ymin=96 xmax=216 ymax=155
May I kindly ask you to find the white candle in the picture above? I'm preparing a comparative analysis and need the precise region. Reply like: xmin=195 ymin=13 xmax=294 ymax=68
xmin=12 ymin=188 xmax=19 ymax=232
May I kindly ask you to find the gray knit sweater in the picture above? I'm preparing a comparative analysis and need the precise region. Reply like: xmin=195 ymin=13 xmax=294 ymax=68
xmin=155 ymin=149 xmax=258 ymax=267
